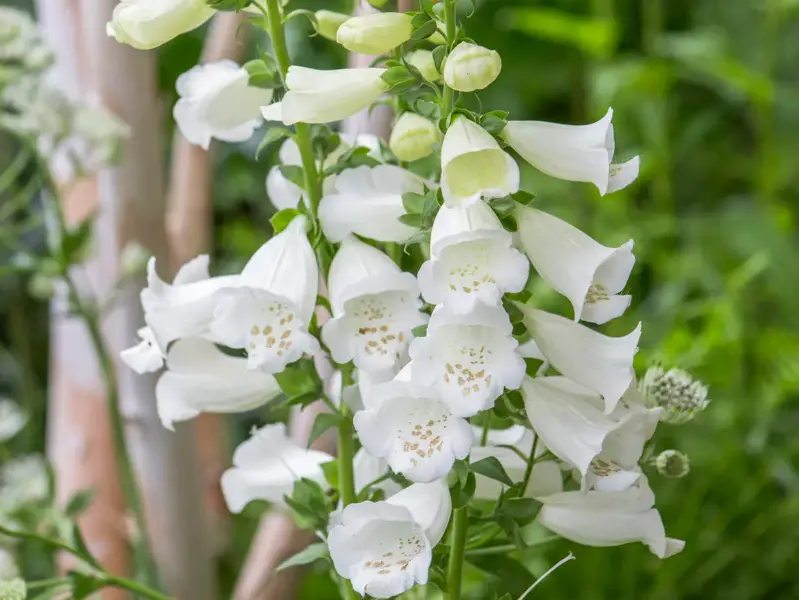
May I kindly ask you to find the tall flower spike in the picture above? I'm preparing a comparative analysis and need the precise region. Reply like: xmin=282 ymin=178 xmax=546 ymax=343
xmin=106 ymin=0 xmax=215 ymax=50
xmin=210 ymin=216 xmax=319 ymax=374
xmin=440 ymin=116 xmax=520 ymax=208
xmin=409 ymin=303 xmax=525 ymax=417
xmin=322 ymin=236 xmax=426 ymax=377
xmin=517 ymin=305 xmax=640 ymax=413
xmin=155 ymin=339 xmax=280 ymax=430
xmin=318 ymin=165 xmax=427 ymax=243
xmin=501 ymin=108 xmax=639 ymax=195
xmin=261 ymin=67 xmax=388 ymax=125
xmin=173 ymin=60 xmax=273 ymax=150
xmin=418 ymin=201 xmax=529 ymax=313
xmin=516 ymin=205 xmax=635 ymax=324
xmin=640 ymin=366 xmax=710 ymax=424
xmin=220 ymin=423 xmax=333 ymax=514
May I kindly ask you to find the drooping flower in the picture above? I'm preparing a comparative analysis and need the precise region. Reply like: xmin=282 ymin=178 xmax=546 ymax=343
xmin=517 ymin=305 xmax=641 ymax=413
xmin=418 ymin=201 xmax=529 ymax=313
xmin=173 ymin=60 xmax=273 ymax=150
xmin=409 ymin=303 xmax=525 ymax=417
xmin=336 ymin=12 xmax=413 ymax=55
xmin=155 ymin=339 xmax=280 ymax=430
xmin=389 ymin=112 xmax=441 ymax=162
xmin=516 ymin=205 xmax=634 ymax=324
xmin=261 ymin=67 xmax=388 ymax=125
xmin=220 ymin=423 xmax=333 ymax=514
xmin=322 ymin=236 xmax=426 ymax=377
xmin=328 ymin=480 xmax=450 ymax=598
xmin=440 ymin=116 xmax=519 ymax=208
xmin=443 ymin=42 xmax=502 ymax=92
xmin=120 ymin=326 xmax=165 ymax=374
xmin=640 ymin=366 xmax=710 ymax=424
xmin=209 ymin=216 xmax=319 ymax=374
xmin=106 ymin=0 xmax=215 ymax=50
xmin=318 ymin=165 xmax=427 ymax=243
xmin=501 ymin=108 xmax=639 ymax=196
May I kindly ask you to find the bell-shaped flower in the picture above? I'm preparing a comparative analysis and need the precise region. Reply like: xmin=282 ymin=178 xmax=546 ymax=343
xmin=389 ymin=112 xmax=441 ymax=162
xmin=106 ymin=0 xmax=214 ymax=50
xmin=517 ymin=305 xmax=640 ymax=413
xmin=174 ymin=60 xmax=274 ymax=150
xmin=354 ymin=369 xmax=473 ymax=483
xmin=409 ymin=303 xmax=525 ymax=417
xmin=336 ymin=12 xmax=413 ymax=55
xmin=328 ymin=480 xmax=450 ymax=598
xmin=318 ymin=165 xmax=427 ymax=243
xmin=537 ymin=478 xmax=685 ymax=559
xmin=501 ymin=108 xmax=639 ymax=196
xmin=155 ymin=339 xmax=280 ymax=430
xmin=405 ymin=50 xmax=441 ymax=83
xmin=516 ymin=206 xmax=634 ymax=324
xmin=322 ymin=236 xmax=426 ymax=376
xmin=440 ymin=116 xmax=519 ymax=208
xmin=120 ymin=326 xmax=165 ymax=374
xmin=418 ymin=201 xmax=529 ymax=313
xmin=221 ymin=423 xmax=333 ymax=514
xmin=261 ymin=67 xmax=389 ymax=126
xmin=442 ymin=42 xmax=502 ymax=92
xmin=210 ymin=216 xmax=319 ymax=374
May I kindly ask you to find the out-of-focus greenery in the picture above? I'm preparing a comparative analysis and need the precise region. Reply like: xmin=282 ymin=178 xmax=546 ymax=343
xmin=2 ymin=0 xmax=798 ymax=599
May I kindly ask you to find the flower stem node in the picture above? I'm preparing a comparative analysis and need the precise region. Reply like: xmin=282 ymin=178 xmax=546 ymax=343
xmin=315 ymin=10 xmax=350 ymax=41
xmin=336 ymin=13 xmax=414 ymax=55
xmin=655 ymin=450 xmax=690 ymax=479
xmin=640 ymin=366 xmax=710 ymax=424
xmin=443 ymin=42 xmax=502 ymax=93
xmin=389 ymin=113 xmax=441 ymax=162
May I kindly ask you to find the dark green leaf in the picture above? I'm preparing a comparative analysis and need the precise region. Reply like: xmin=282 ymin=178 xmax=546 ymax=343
xmin=68 ymin=571 xmax=106 ymax=600
xmin=286 ymin=391 xmax=322 ymax=409
xmin=467 ymin=555 xmax=535 ymax=596
xmin=452 ymin=459 xmax=470 ymax=486
xmin=481 ymin=114 xmax=508 ymax=135
xmin=321 ymin=460 xmax=339 ymax=489
xmin=488 ymin=195 xmax=516 ymax=218
xmin=432 ymin=45 xmax=447 ymax=73
xmin=412 ymin=324 xmax=428 ymax=338
xmin=471 ymin=456 xmax=515 ymax=487
xmin=270 ymin=208 xmax=302 ymax=235
xmin=274 ymin=357 xmax=322 ymax=397
xmin=412 ymin=20 xmax=438 ymax=41
xmin=451 ymin=471 xmax=476 ymax=508
xmin=61 ymin=219 xmax=93 ymax=266
xmin=497 ymin=498 xmax=542 ymax=525
xmin=65 ymin=489 xmax=94 ymax=518
xmin=243 ymin=59 xmax=280 ymax=88
xmin=277 ymin=542 xmax=330 ymax=571
xmin=308 ymin=413 xmax=345 ymax=448
xmin=256 ymin=127 xmax=291 ymax=160
xmin=279 ymin=165 xmax=306 ymax=189
xmin=411 ymin=12 xmax=431 ymax=28
xmin=381 ymin=66 xmax=414 ymax=86
xmin=511 ymin=190 xmax=536 ymax=206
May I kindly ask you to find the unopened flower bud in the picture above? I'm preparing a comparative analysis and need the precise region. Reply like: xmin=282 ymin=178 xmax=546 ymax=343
xmin=429 ymin=22 xmax=447 ymax=45
xmin=120 ymin=242 xmax=151 ymax=278
xmin=0 ymin=578 xmax=26 ymax=600
xmin=641 ymin=366 xmax=710 ymax=425
xmin=315 ymin=10 xmax=350 ymax=41
xmin=389 ymin=112 xmax=441 ymax=162
xmin=27 ymin=273 xmax=55 ymax=300
xmin=406 ymin=49 xmax=441 ymax=82
xmin=655 ymin=450 xmax=690 ymax=478
xmin=443 ymin=42 xmax=502 ymax=92
xmin=336 ymin=12 xmax=413 ymax=55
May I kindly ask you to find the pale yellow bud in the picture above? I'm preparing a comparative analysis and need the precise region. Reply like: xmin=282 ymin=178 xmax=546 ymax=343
xmin=429 ymin=21 xmax=447 ymax=45
xmin=336 ymin=12 xmax=413 ymax=55
xmin=443 ymin=42 xmax=502 ymax=92
xmin=315 ymin=10 xmax=350 ymax=42
xmin=390 ymin=112 xmax=441 ymax=162
xmin=406 ymin=49 xmax=441 ymax=82
xmin=106 ymin=0 xmax=215 ymax=50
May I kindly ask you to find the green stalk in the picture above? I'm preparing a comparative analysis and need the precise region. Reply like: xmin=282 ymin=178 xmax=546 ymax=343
xmin=447 ymin=507 xmax=469 ymax=599
xmin=441 ymin=0 xmax=457 ymax=121
xmin=337 ymin=411 xmax=357 ymax=508
xmin=520 ymin=434 xmax=540 ymax=493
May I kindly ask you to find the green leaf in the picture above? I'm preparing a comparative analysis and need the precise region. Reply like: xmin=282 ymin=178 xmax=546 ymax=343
xmin=467 ymin=555 xmax=535 ymax=596
xmin=270 ymin=208 xmax=302 ymax=235
xmin=243 ymin=58 xmax=280 ymax=88
xmin=279 ymin=165 xmax=306 ymax=189
xmin=412 ymin=324 xmax=428 ymax=338
xmin=60 ymin=219 xmax=93 ymax=266
xmin=274 ymin=357 xmax=322 ymax=397
xmin=256 ymin=127 xmax=291 ymax=160
xmin=488 ymin=195 xmax=516 ymax=218
xmin=67 ymin=524 xmax=100 ymax=569
xmin=497 ymin=498 xmax=542 ymax=525
xmin=68 ymin=571 xmax=106 ymax=600
xmin=284 ymin=478 xmax=330 ymax=531
xmin=321 ymin=460 xmax=339 ymax=489
xmin=398 ymin=213 xmax=425 ymax=228
xmin=471 ymin=456 xmax=515 ymax=487
xmin=432 ymin=45 xmax=447 ymax=73
xmin=284 ymin=9 xmax=319 ymax=33
xmin=277 ymin=542 xmax=330 ymax=571
xmin=402 ymin=192 xmax=427 ymax=215
xmin=412 ymin=19 xmax=438 ymax=41
xmin=451 ymin=471 xmax=476 ymax=508
xmin=65 ymin=489 xmax=94 ymax=518
xmin=411 ymin=12 xmax=431 ymax=28
xmin=452 ymin=459 xmax=470 ymax=487
xmin=286 ymin=391 xmax=322 ymax=409
xmin=308 ymin=413 xmax=345 ymax=448
xmin=480 ymin=113 xmax=507 ymax=135
xmin=403 ymin=229 xmax=431 ymax=249
xmin=511 ymin=190 xmax=536 ymax=206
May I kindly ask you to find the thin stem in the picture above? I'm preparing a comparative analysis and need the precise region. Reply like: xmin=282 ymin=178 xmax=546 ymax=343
xmin=521 ymin=434 xmax=539 ymax=493
xmin=447 ymin=507 xmax=469 ymax=600
xmin=465 ymin=536 xmax=560 ymax=557
xmin=517 ymin=553 xmax=575 ymax=600
xmin=337 ymin=413 xmax=357 ymax=507
xmin=26 ymin=577 xmax=70 ymax=590
xmin=105 ymin=575 xmax=173 ymax=600
xmin=479 ymin=412 xmax=492 ymax=446
xmin=441 ymin=0 xmax=457 ymax=121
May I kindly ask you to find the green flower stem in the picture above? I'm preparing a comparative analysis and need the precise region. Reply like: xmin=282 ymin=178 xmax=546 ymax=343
xmin=521 ymin=433 xmax=540 ymax=493
xmin=447 ymin=506 xmax=469 ymax=600
xmin=337 ymin=368 xmax=359 ymax=600
xmin=441 ymin=0 xmax=457 ymax=121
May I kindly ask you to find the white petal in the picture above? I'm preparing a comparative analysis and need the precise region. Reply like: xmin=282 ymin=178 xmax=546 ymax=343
xmin=517 ymin=339 xmax=545 ymax=361
xmin=607 ymin=156 xmax=640 ymax=193
xmin=173 ymin=254 xmax=210 ymax=285
xmin=107 ymin=0 xmax=214 ymax=50
xmin=603 ymin=402 xmax=662 ymax=469
xmin=155 ymin=339 xmax=280 ymax=430
xmin=278 ymin=137 xmax=303 ymax=166
xmin=386 ymin=479 xmax=452 ymax=547
xmin=221 ymin=423 xmax=333 ymax=513
xmin=520 ymin=306 xmax=640 ymax=413
xmin=120 ymin=327 xmax=165 ymax=374
xmin=580 ymin=295 xmax=632 ymax=325
xmin=266 ymin=166 xmax=303 ymax=211
xmin=429 ymin=200 xmax=509 ymax=257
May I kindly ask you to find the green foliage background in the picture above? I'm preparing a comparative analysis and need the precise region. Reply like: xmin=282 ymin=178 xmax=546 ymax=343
xmin=2 ymin=0 xmax=799 ymax=598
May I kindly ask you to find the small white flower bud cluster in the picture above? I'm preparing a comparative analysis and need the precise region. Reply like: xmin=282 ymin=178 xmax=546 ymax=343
xmin=641 ymin=366 xmax=710 ymax=425
xmin=655 ymin=450 xmax=691 ymax=478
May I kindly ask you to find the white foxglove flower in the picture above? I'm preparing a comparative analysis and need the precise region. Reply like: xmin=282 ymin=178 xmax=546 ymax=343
xmin=336 ymin=12 xmax=413 ymax=55
xmin=210 ymin=216 xmax=319 ymax=374
xmin=537 ymin=478 xmax=685 ymax=559
xmin=0 ymin=400 xmax=26 ymax=444
xmin=261 ymin=67 xmax=388 ymax=126
xmin=328 ymin=480 xmax=450 ymax=598
xmin=174 ymin=60 xmax=274 ymax=150
xmin=322 ymin=237 xmax=426 ymax=376
xmin=418 ymin=201 xmax=529 ymax=313
xmin=440 ymin=117 xmax=519 ymax=208
xmin=318 ymin=165 xmax=426 ymax=243
xmin=501 ymin=108 xmax=639 ymax=196
xmin=442 ymin=42 xmax=502 ymax=93
xmin=106 ymin=0 xmax=215 ymax=50
xmin=516 ymin=206 xmax=635 ymax=324
xmin=518 ymin=305 xmax=640 ymax=413
xmin=409 ymin=303 xmax=525 ymax=417
xmin=221 ymin=423 xmax=333 ymax=514
xmin=155 ymin=339 xmax=280 ymax=430
xmin=120 ymin=326 xmax=165 ymax=374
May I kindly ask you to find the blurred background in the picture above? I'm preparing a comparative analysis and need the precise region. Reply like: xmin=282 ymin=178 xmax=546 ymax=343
xmin=1 ymin=0 xmax=798 ymax=599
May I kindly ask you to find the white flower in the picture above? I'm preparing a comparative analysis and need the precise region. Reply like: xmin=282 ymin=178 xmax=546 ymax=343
xmin=328 ymin=480 xmax=450 ymax=598
xmin=501 ymin=108 xmax=639 ymax=196
xmin=518 ymin=305 xmax=640 ymax=413
xmin=0 ymin=400 xmax=26 ymax=444
xmin=174 ymin=60 xmax=273 ymax=150
xmin=418 ymin=201 xmax=529 ymax=313
xmin=409 ymin=303 xmax=525 ymax=417
xmin=537 ymin=478 xmax=685 ymax=559
xmin=220 ymin=423 xmax=333 ymax=514
xmin=354 ymin=449 xmax=401 ymax=497
xmin=209 ymin=216 xmax=319 ymax=374
xmin=318 ymin=165 xmax=427 ymax=243
xmin=120 ymin=326 xmax=165 ymax=374
xmin=336 ymin=12 xmax=413 ymax=55
xmin=106 ymin=0 xmax=215 ymax=50
xmin=322 ymin=236 xmax=426 ymax=376
xmin=155 ymin=338 xmax=280 ymax=430
xmin=442 ymin=42 xmax=502 ymax=93
xmin=516 ymin=206 xmax=634 ymax=324
xmin=441 ymin=117 xmax=519 ymax=208
xmin=261 ymin=67 xmax=388 ymax=126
